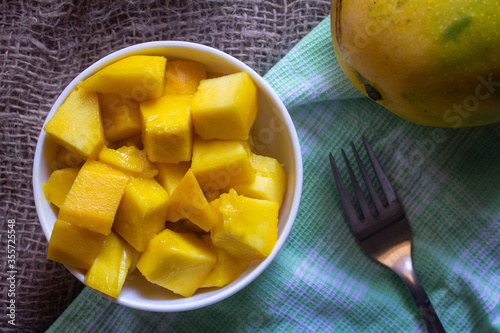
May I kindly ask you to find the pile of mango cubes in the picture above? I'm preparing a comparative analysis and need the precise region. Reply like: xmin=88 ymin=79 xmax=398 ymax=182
xmin=42 ymin=55 xmax=287 ymax=298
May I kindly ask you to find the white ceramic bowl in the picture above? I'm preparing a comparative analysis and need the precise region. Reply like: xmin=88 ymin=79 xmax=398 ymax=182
xmin=32 ymin=41 xmax=303 ymax=312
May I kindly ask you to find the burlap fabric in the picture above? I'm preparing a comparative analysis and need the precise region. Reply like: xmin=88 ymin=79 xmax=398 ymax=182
xmin=0 ymin=1 xmax=331 ymax=331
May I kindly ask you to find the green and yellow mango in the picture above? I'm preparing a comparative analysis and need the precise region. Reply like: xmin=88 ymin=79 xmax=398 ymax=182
xmin=331 ymin=0 xmax=500 ymax=127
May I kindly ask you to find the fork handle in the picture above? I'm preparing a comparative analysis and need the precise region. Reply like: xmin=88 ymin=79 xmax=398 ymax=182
xmin=399 ymin=270 xmax=446 ymax=333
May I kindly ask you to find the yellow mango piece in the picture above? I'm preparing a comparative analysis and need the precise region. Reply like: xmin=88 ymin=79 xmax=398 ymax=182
xmin=47 ymin=219 xmax=106 ymax=270
xmin=155 ymin=161 xmax=191 ymax=222
xmin=98 ymin=145 xmax=158 ymax=178
xmin=209 ymin=197 xmax=222 ymax=217
xmin=191 ymin=136 xmax=255 ymax=192
xmin=127 ymin=250 xmax=142 ymax=275
xmin=211 ymin=189 xmax=279 ymax=261
xmin=136 ymin=229 xmax=216 ymax=297
xmin=164 ymin=60 xmax=207 ymax=95
xmin=85 ymin=232 xmax=136 ymax=299
xmin=233 ymin=154 xmax=287 ymax=206
xmin=155 ymin=161 xmax=191 ymax=196
xmin=165 ymin=208 xmax=183 ymax=224
xmin=199 ymin=234 xmax=249 ymax=288
xmin=99 ymin=93 xmax=141 ymax=142
xmin=204 ymin=188 xmax=222 ymax=203
xmin=44 ymin=88 xmax=104 ymax=159
xmin=59 ymin=160 xmax=129 ymax=235
xmin=168 ymin=169 xmax=217 ymax=232
xmin=113 ymin=134 xmax=143 ymax=150
xmin=140 ymin=95 xmax=193 ymax=163
xmin=113 ymin=177 xmax=169 ymax=252
xmin=56 ymin=146 xmax=84 ymax=168
xmin=42 ymin=167 xmax=80 ymax=208
xmin=79 ymin=55 xmax=167 ymax=101
xmin=191 ymin=71 xmax=258 ymax=140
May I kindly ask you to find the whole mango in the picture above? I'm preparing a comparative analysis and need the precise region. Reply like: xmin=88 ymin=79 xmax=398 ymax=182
xmin=331 ymin=0 xmax=500 ymax=127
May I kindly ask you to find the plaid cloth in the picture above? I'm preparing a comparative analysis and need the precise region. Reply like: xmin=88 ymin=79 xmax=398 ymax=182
xmin=47 ymin=17 xmax=500 ymax=332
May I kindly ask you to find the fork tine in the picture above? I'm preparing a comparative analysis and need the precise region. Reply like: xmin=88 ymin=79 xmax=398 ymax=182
xmin=341 ymin=148 xmax=373 ymax=220
xmin=351 ymin=141 xmax=384 ymax=213
xmin=362 ymin=137 xmax=397 ymax=203
xmin=329 ymin=153 xmax=360 ymax=223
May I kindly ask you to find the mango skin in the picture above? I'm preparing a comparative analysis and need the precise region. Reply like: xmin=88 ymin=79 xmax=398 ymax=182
xmin=331 ymin=0 xmax=500 ymax=127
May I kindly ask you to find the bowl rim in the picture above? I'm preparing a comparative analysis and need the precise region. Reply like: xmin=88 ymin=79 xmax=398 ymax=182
xmin=32 ymin=40 xmax=303 ymax=312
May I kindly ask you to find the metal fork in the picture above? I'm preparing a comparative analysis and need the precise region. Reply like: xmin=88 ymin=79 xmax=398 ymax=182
xmin=329 ymin=137 xmax=446 ymax=333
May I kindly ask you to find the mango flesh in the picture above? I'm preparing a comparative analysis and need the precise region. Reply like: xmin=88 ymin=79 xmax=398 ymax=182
xmin=164 ymin=60 xmax=207 ymax=95
xmin=155 ymin=161 xmax=191 ymax=196
xmin=44 ymin=88 xmax=104 ymax=159
xmin=99 ymin=93 xmax=141 ymax=142
xmin=199 ymin=234 xmax=250 ymax=288
xmin=43 ymin=55 xmax=287 ymax=298
xmin=331 ymin=0 xmax=500 ymax=127
xmin=113 ymin=134 xmax=144 ymax=150
xmin=98 ymin=145 xmax=158 ymax=178
xmin=140 ymin=95 xmax=193 ymax=163
xmin=168 ymin=169 xmax=217 ymax=232
xmin=136 ymin=229 xmax=216 ymax=297
xmin=191 ymin=71 xmax=258 ymax=140
xmin=233 ymin=154 xmax=287 ymax=206
xmin=191 ymin=136 xmax=255 ymax=192
xmin=113 ymin=177 xmax=169 ymax=252
xmin=85 ymin=231 xmax=136 ymax=299
xmin=79 ymin=55 xmax=167 ymax=101
xmin=211 ymin=189 xmax=279 ymax=261
xmin=42 ymin=167 xmax=80 ymax=208
xmin=58 ymin=160 xmax=129 ymax=235
xmin=47 ymin=219 xmax=106 ymax=270
xmin=155 ymin=161 xmax=191 ymax=222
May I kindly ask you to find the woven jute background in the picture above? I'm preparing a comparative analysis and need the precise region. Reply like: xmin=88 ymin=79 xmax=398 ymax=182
xmin=0 ymin=1 xmax=330 ymax=331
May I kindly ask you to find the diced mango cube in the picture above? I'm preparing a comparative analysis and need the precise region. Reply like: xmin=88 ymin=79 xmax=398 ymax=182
xmin=47 ymin=219 xmax=106 ymax=270
xmin=56 ymin=146 xmax=84 ymax=168
xmin=44 ymin=88 xmax=104 ymax=159
xmin=191 ymin=137 xmax=255 ymax=192
xmin=191 ymin=71 xmax=258 ymax=140
xmin=164 ymin=60 xmax=206 ymax=95
xmin=127 ymin=250 xmax=142 ymax=275
xmin=168 ymin=169 xmax=217 ymax=232
xmin=99 ymin=93 xmax=141 ymax=142
xmin=113 ymin=177 xmax=169 ymax=252
xmin=165 ymin=209 xmax=182 ymax=224
xmin=98 ymin=145 xmax=158 ymax=178
xmin=155 ymin=161 xmax=190 ymax=222
xmin=155 ymin=161 xmax=191 ymax=196
xmin=233 ymin=154 xmax=287 ymax=206
xmin=85 ymin=232 xmax=136 ymax=299
xmin=136 ymin=229 xmax=216 ymax=297
xmin=58 ymin=161 xmax=129 ymax=235
xmin=199 ymin=234 xmax=249 ymax=288
xmin=211 ymin=189 xmax=279 ymax=261
xmin=113 ymin=134 xmax=143 ymax=150
xmin=42 ymin=167 xmax=80 ymax=208
xmin=140 ymin=95 xmax=193 ymax=163
xmin=79 ymin=55 xmax=167 ymax=101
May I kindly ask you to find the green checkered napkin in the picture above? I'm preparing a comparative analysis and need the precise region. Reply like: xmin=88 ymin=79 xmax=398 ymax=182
xmin=48 ymin=17 xmax=500 ymax=332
